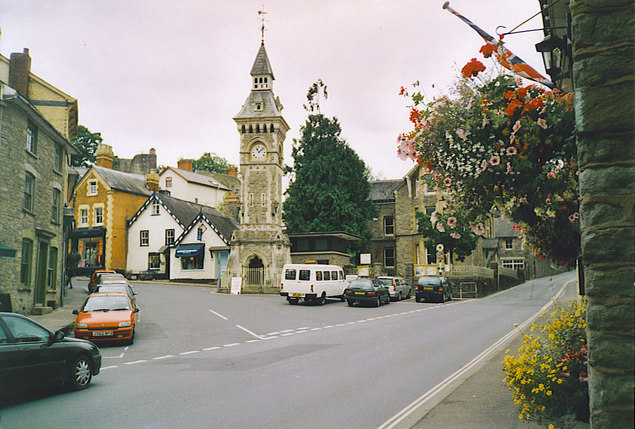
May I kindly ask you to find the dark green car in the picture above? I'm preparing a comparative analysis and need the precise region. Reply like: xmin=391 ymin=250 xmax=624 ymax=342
xmin=416 ymin=276 xmax=452 ymax=303
xmin=345 ymin=278 xmax=391 ymax=307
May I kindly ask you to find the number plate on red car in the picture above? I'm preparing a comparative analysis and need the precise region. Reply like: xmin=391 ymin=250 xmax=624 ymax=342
xmin=93 ymin=331 xmax=113 ymax=337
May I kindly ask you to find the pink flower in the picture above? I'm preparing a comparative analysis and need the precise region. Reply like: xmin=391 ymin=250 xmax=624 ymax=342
xmin=436 ymin=222 xmax=445 ymax=233
xmin=490 ymin=156 xmax=501 ymax=166
xmin=470 ymin=223 xmax=485 ymax=236
xmin=450 ymin=232 xmax=462 ymax=239
xmin=537 ymin=118 xmax=548 ymax=129
xmin=512 ymin=120 xmax=521 ymax=133
xmin=443 ymin=177 xmax=452 ymax=187
xmin=569 ymin=213 xmax=579 ymax=222
xmin=447 ymin=217 xmax=457 ymax=228
xmin=430 ymin=211 xmax=438 ymax=227
xmin=481 ymin=160 xmax=488 ymax=171
xmin=506 ymin=146 xmax=517 ymax=156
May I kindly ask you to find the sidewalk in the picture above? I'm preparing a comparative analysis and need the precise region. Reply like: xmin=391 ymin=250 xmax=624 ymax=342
xmin=29 ymin=277 xmax=90 ymax=334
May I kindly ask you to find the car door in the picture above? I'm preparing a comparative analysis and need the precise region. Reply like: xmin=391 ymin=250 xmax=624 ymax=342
xmin=2 ymin=314 xmax=66 ymax=385
xmin=0 ymin=317 xmax=24 ymax=387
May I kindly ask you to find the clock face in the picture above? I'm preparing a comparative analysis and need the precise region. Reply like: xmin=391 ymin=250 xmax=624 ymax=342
xmin=251 ymin=144 xmax=266 ymax=160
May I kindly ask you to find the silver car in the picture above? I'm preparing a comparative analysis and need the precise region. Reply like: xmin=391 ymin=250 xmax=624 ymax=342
xmin=376 ymin=276 xmax=412 ymax=301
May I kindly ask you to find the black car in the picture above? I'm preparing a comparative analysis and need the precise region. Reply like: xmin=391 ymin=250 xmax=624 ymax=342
xmin=415 ymin=276 xmax=452 ymax=303
xmin=345 ymin=278 xmax=391 ymax=307
xmin=0 ymin=312 xmax=101 ymax=392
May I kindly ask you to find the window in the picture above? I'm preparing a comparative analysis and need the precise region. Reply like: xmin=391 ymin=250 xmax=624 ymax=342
xmin=505 ymin=239 xmax=513 ymax=250
xmin=79 ymin=208 xmax=89 ymax=226
xmin=140 ymin=230 xmax=149 ymax=246
xmin=299 ymin=270 xmax=310 ymax=281
xmin=88 ymin=180 xmax=97 ymax=196
xmin=54 ymin=144 xmax=64 ymax=172
xmin=261 ymin=193 xmax=267 ymax=207
xmin=384 ymin=247 xmax=395 ymax=268
xmin=331 ymin=271 xmax=339 ymax=280
xmin=316 ymin=271 xmax=323 ymax=281
xmin=384 ymin=216 xmax=394 ymax=236
xmin=94 ymin=207 xmax=104 ymax=225
xmin=248 ymin=193 xmax=254 ymax=207
xmin=285 ymin=269 xmax=297 ymax=280
xmin=26 ymin=122 xmax=37 ymax=154
xmin=323 ymin=271 xmax=330 ymax=281
xmin=165 ymin=229 xmax=175 ymax=245
xmin=23 ymin=172 xmax=35 ymax=212
xmin=148 ymin=253 xmax=161 ymax=270
xmin=181 ymin=255 xmax=203 ymax=270
xmin=151 ymin=201 xmax=160 ymax=215
xmin=47 ymin=247 xmax=58 ymax=289
xmin=165 ymin=177 xmax=172 ymax=188
xmin=502 ymin=258 xmax=525 ymax=270
xmin=20 ymin=239 xmax=33 ymax=286
xmin=3 ymin=315 xmax=49 ymax=343
xmin=197 ymin=227 xmax=204 ymax=241
xmin=51 ymin=188 xmax=61 ymax=223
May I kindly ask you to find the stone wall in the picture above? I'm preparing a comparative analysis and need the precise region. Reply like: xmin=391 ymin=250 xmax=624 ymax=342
xmin=572 ymin=0 xmax=635 ymax=426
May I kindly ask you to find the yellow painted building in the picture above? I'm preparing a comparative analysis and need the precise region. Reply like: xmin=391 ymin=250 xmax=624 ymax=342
xmin=70 ymin=144 xmax=156 ymax=274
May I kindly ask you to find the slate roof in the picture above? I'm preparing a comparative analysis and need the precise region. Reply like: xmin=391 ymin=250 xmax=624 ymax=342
xmin=166 ymin=167 xmax=229 ymax=190
xmin=369 ymin=180 xmax=402 ymax=202
xmin=94 ymin=166 xmax=151 ymax=196
xmin=198 ymin=171 xmax=240 ymax=191
xmin=234 ymin=90 xmax=283 ymax=119
xmin=250 ymin=43 xmax=275 ymax=78
xmin=493 ymin=216 xmax=520 ymax=238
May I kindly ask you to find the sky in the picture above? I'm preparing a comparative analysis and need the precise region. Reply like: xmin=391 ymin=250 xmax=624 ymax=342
xmin=0 ymin=0 xmax=546 ymax=180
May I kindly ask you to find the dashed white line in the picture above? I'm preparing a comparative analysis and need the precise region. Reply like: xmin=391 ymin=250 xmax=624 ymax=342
xmin=209 ymin=309 xmax=228 ymax=320
xmin=236 ymin=324 xmax=264 ymax=339
xmin=246 ymin=339 xmax=261 ymax=343
xmin=124 ymin=360 xmax=147 ymax=365
xmin=102 ymin=365 xmax=118 ymax=370
xmin=179 ymin=350 xmax=200 ymax=355
xmin=203 ymin=346 xmax=221 ymax=351
xmin=281 ymin=332 xmax=295 ymax=337
xmin=153 ymin=355 xmax=175 ymax=360
xmin=224 ymin=343 xmax=240 ymax=347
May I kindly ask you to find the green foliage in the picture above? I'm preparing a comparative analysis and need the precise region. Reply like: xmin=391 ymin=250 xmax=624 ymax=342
xmin=71 ymin=125 xmax=102 ymax=167
xmin=303 ymin=79 xmax=328 ymax=113
xmin=415 ymin=210 xmax=478 ymax=262
xmin=283 ymin=113 xmax=377 ymax=241
xmin=399 ymin=74 xmax=579 ymax=265
xmin=503 ymin=300 xmax=589 ymax=427
xmin=192 ymin=152 xmax=234 ymax=174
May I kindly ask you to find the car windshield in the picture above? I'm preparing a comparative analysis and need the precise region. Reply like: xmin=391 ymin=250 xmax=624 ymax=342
xmin=349 ymin=279 xmax=374 ymax=290
xmin=82 ymin=296 xmax=131 ymax=312
xmin=377 ymin=278 xmax=393 ymax=286
xmin=96 ymin=286 xmax=127 ymax=294
xmin=418 ymin=277 xmax=441 ymax=286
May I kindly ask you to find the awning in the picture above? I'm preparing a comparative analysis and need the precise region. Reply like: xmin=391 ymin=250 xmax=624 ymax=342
xmin=175 ymin=243 xmax=205 ymax=258
xmin=0 ymin=243 xmax=17 ymax=258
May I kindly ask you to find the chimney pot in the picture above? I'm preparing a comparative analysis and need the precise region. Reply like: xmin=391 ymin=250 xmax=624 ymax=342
xmin=177 ymin=158 xmax=193 ymax=172
xmin=9 ymin=48 xmax=32 ymax=99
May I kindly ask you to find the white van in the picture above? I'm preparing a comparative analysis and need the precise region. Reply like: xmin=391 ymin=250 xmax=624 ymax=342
xmin=279 ymin=264 xmax=347 ymax=305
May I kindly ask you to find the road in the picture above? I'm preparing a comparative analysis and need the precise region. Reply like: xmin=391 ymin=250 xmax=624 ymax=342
xmin=1 ymin=272 xmax=575 ymax=429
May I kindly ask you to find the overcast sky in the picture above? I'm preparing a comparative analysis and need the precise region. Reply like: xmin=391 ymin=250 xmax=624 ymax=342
xmin=0 ymin=0 xmax=546 ymax=180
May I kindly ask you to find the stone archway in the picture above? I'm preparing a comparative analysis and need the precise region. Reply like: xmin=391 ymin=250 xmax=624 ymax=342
xmin=244 ymin=255 xmax=265 ymax=288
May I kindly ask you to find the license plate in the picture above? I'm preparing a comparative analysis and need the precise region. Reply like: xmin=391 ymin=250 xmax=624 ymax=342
xmin=354 ymin=292 xmax=365 ymax=295
xmin=93 ymin=331 xmax=113 ymax=337
xmin=423 ymin=287 xmax=434 ymax=290
xmin=292 ymin=293 xmax=302 ymax=297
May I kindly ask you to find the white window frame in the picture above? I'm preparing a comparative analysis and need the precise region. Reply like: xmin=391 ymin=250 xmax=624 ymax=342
xmin=505 ymin=238 xmax=513 ymax=250
xmin=94 ymin=206 xmax=104 ymax=226
xmin=140 ymin=230 xmax=149 ymax=247
xmin=88 ymin=180 xmax=98 ymax=196
xmin=79 ymin=207 xmax=89 ymax=227
xmin=151 ymin=201 xmax=161 ymax=215
xmin=384 ymin=247 xmax=395 ymax=268
xmin=501 ymin=258 xmax=525 ymax=270
xmin=384 ymin=215 xmax=394 ymax=236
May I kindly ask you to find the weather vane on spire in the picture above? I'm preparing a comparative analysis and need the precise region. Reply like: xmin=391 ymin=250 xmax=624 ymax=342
xmin=258 ymin=7 xmax=267 ymax=44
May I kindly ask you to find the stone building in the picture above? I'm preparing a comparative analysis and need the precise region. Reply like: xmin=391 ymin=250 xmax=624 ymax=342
xmin=0 ymin=81 xmax=79 ymax=314
xmin=222 ymin=41 xmax=291 ymax=293
xmin=113 ymin=148 xmax=157 ymax=175
xmin=69 ymin=143 xmax=155 ymax=275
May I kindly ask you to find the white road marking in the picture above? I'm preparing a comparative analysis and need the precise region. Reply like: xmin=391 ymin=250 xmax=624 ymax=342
xmin=246 ymin=339 xmax=261 ymax=343
xmin=124 ymin=360 xmax=147 ymax=365
xmin=223 ymin=343 xmax=240 ymax=347
xmin=101 ymin=365 xmax=118 ymax=370
xmin=179 ymin=350 xmax=200 ymax=355
xmin=209 ymin=309 xmax=228 ymax=320
xmin=152 ymin=355 xmax=175 ymax=360
xmin=281 ymin=332 xmax=295 ymax=337
xmin=236 ymin=324 xmax=264 ymax=339
xmin=203 ymin=346 xmax=221 ymax=351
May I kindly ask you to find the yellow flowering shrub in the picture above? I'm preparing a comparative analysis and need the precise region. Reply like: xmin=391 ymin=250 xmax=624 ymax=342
xmin=502 ymin=299 xmax=588 ymax=428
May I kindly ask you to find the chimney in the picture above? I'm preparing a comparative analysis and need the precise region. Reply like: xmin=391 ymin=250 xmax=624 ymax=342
xmin=9 ymin=48 xmax=31 ymax=99
xmin=145 ymin=171 xmax=160 ymax=192
xmin=177 ymin=158 xmax=193 ymax=172
xmin=95 ymin=144 xmax=114 ymax=169
xmin=227 ymin=166 xmax=238 ymax=177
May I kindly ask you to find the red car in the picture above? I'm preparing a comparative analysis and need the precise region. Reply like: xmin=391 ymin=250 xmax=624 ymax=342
xmin=74 ymin=293 xmax=139 ymax=345
xmin=87 ymin=269 xmax=116 ymax=293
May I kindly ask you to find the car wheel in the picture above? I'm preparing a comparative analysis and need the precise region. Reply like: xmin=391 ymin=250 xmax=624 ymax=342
xmin=375 ymin=297 xmax=381 ymax=307
xmin=347 ymin=299 xmax=354 ymax=307
xmin=68 ymin=355 xmax=92 ymax=391
xmin=448 ymin=291 xmax=452 ymax=301
xmin=406 ymin=290 xmax=411 ymax=299
xmin=440 ymin=294 xmax=445 ymax=304
xmin=318 ymin=292 xmax=326 ymax=306
xmin=396 ymin=292 xmax=401 ymax=301
xmin=288 ymin=297 xmax=299 ymax=305
xmin=415 ymin=295 xmax=421 ymax=303
xmin=385 ymin=295 xmax=390 ymax=305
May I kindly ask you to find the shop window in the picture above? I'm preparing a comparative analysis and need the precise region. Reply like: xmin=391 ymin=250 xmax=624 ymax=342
xmin=78 ymin=237 xmax=103 ymax=267
xmin=148 ymin=253 xmax=161 ymax=270
xmin=20 ymin=239 xmax=33 ymax=286
xmin=181 ymin=255 xmax=203 ymax=270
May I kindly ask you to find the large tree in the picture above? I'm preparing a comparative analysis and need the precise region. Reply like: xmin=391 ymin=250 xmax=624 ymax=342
xmin=192 ymin=152 xmax=234 ymax=174
xmin=283 ymin=83 xmax=376 ymax=241
xmin=71 ymin=125 xmax=102 ymax=167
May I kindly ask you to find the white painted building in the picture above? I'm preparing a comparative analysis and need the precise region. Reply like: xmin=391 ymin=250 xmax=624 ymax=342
xmin=158 ymin=159 xmax=230 ymax=208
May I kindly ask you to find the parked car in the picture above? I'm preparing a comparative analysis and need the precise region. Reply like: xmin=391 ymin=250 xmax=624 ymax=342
xmin=345 ymin=278 xmax=391 ymax=307
xmin=93 ymin=283 xmax=137 ymax=304
xmin=0 ymin=312 xmax=101 ymax=392
xmin=87 ymin=269 xmax=116 ymax=293
xmin=74 ymin=293 xmax=139 ymax=345
xmin=376 ymin=276 xmax=412 ymax=301
xmin=280 ymin=264 xmax=347 ymax=305
xmin=415 ymin=276 xmax=452 ymax=303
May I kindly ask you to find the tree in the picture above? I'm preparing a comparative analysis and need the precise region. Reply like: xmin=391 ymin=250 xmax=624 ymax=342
xmin=399 ymin=64 xmax=578 ymax=265
xmin=416 ymin=210 xmax=478 ymax=263
xmin=192 ymin=152 xmax=234 ymax=174
xmin=71 ymin=125 xmax=102 ymax=167
xmin=283 ymin=83 xmax=376 ymax=243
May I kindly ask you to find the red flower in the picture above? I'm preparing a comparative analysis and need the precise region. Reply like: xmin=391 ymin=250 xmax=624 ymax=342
xmin=409 ymin=108 xmax=422 ymax=124
xmin=461 ymin=58 xmax=486 ymax=78
xmin=525 ymin=97 xmax=544 ymax=111
xmin=505 ymin=99 xmax=523 ymax=117
xmin=479 ymin=43 xmax=497 ymax=58
xmin=504 ymin=91 xmax=516 ymax=100
xmin=516 ymin=86 xmax=528 ymax=100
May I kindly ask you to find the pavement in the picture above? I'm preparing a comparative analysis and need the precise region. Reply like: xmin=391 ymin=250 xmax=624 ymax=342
xmin=27 ymin=276 xmax=589 ymax=429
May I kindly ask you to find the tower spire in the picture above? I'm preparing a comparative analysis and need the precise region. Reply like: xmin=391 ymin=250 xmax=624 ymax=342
xmin=258 ymin=8 xmax=267 ymax=45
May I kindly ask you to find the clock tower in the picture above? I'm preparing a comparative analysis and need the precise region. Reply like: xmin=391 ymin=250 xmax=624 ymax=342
xmin=223 ymin=41 xmax=291 ymax=293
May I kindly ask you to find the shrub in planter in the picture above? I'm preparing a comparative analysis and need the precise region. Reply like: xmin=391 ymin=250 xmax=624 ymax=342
xmin=502 ymin=299 xmax=588 ymax=428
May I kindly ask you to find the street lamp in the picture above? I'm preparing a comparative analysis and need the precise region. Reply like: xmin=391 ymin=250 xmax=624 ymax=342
xmin=535 ymin=33 xmax=566 ymax=83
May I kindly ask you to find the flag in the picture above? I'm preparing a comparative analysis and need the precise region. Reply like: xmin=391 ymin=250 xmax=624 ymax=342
xmin=442 ymin=1 xmax=553 ymax=88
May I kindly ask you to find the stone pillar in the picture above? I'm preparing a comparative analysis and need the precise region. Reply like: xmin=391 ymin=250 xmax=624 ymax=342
xmin=572 ymin=0 xmax=635 ymax=427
